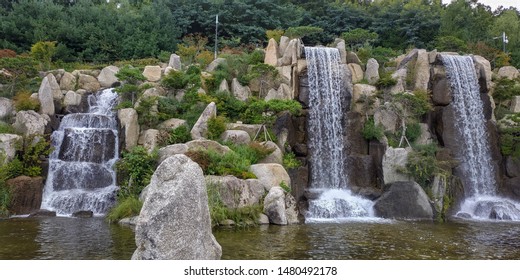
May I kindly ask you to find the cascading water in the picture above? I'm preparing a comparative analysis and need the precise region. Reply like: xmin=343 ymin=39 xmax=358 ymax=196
xmin=304 ymin=47 xmax=375 ymax=222
xmin=442 ymin=55 xmax=520 ymax=220
xmin=41 ymin=88 xmax=119 ymax=215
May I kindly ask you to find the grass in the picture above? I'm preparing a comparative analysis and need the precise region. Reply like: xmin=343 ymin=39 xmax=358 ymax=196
xmin=106 ymin=196 xmax=143 ymax=223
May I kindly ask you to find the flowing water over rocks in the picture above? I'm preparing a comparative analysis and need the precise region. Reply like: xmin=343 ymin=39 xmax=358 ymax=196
xmin=442 ymin=55 xmax=520 ymax=220
xmin=304 ymin=47 xmax=374 ymax=221
xmin=40 ymin=89 xmax=119 ymax=215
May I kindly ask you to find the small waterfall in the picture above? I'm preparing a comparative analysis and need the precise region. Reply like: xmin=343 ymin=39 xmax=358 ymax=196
xmin=442 ymin=55 xmax=520 ymax=220
xmin=304 ymin=47 xmax=375 ymax=222
xmin=41 ymin=89 xmax=119 ymax=215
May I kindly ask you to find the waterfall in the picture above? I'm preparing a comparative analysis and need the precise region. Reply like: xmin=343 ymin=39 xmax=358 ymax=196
xmin=442 ymin=55 xmax=520 ymax=220
xmin=304 ymin=47 xmax=375 ymax=222
xmin=41 ymin=89 xmax=119 ymax=215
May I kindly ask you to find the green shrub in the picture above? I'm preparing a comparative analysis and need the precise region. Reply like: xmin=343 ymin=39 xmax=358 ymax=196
xmin=493 ymin=78 xmax=520 ymax=105
xmin=375 ymin=73 xmax=397 ymax=88
xmin=280 ymin=181 xmax=291 ymax=193
xmin=241 ymin=99 xmax=302 ymax=125
xmin=135 ymin=96 xmax=159 ymax=128
xmin=207 ymin=116 xmax=227 ymax=140
xmin=406 ymin=122 xmax=422 ymax=143
xmin=247 ymin=49 xmax=265 ymax=65
xmin=283 ymin=152 xmax=301 ymax=169
xmin=285 ymin=26 xmax=323 ymax=39
xmin=116 ymin=146 xmax=158 ymax=200
xmin=266 ymin=29 xmax=285 ymax=43
xmin=362 ymin=117 xmax=384 ymax=141
xmin=115 ymin=65 xmax=146 ymax=104
xmin=30 ymin=41 xmax=57 ymax=71
xmin=115 ymin=100 xmax=133 ymax=110
xmin=20 ymin=135 xmax=51 ymax=177
xmin=106 ymin=196 xmax=143 ymax=223
xmin=0 ymin=123 xmax=15 ymax=134
xmin=168 ymin=125 xmax=192 ymax=144
xmin=211 ymin=90 xmax=247 ymax=121
xmin=161 ymin=70 xmax=188 ymax=90
xmin=0 ymin=184 xmax=10 ymax=217
xmin=13 ymin=91 xmax=40 ymax=111
xmin=404 ymin=144 xmax=445 ymax=188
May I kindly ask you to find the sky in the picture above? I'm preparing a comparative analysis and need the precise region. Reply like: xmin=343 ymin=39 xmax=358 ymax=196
xmin=442 ymin=0 xmax=520 ymax=10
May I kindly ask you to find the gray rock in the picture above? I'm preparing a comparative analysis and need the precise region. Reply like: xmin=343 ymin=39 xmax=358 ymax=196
xmin=13 ymin=110 xmax=49 ymax=136
xmin=505 ymin=156 xmax=520 ymax=178
xmin=119 ymin=216 xmax=138 ymax=227
xmin=510 ymin=96 xmax=520 ymax=113
xmin=218 ymin=79 xmax=229 ymax=93
xmin=264 ymin=38 xmax=279 ymax=66
xmin=431 ymin=175 xmax=447 ymax=214
xmin=497 ymin=66 xmax=519 ymax=80
xmin=249 ymin=163 xmax=291 ymax=191
xmin=78 ymin=74 xmax=100 ymax=92
xmin=413 ymin=49 xmax=430 ymax=91
xmin=220 ymin=129 xmax=251 ymax=145
xmin=374 ymin=181 xmax=433 ymax=220
xmin=382 ymin=147 xmax=412 ymax=184
xmin=285 ymin=193 xmax=299 ymax=224
xmin=118 ymin=108 xmax=139 ymax=151
xmin=205 ymin=58 xmax=226 ymax=72
xmin=416 ymin=123 xmax=433 ymax=145
xmin=278 ymin=36 xmax=290 ymax=57
xmin=473 ymin=55 xmax=492 ymax=92
xmin=347 ymin=63 xmax=364 ymax=83
xmin=63 ymin=91 xmax=82 ymax=107
xmin=335 ymin=39 xmax=347 ymax=64
xmin=186 ymin=139 xmax=231 ymax=155
xmin=258 ymin=141 xmax=283 ymax=165
xmin=138 ymin=129 xmax=160 ymax=153
xmin=190 ymin=102 xmax=216 ymax=140
xmin=157 ymin=118 xmax=187 ymax=131
xmin=38 ymin=74 xmax=58 ymax=115
xmin=158 ymin=144 xmax=189 ymax=164
xmin=388 ymin=68 xmax=407 ymax=94
xmin=231 ymin=78 xmax=251 ymax=101
xmin=72 ymin=210 xmax=93 ymax=218
xmin=277 ymin=39 xmax=297 ymax=66
xmin=364 ymin=58 xmax=380 ymax=85
xmin=263 ymin=186 xmax=287 ymax=225
xmin=206 ymin=176 xmax=265 ymax=208
xmin=0 ymin=97 xmax=14 ymax=120
xmin=142 ymin=66 xmax=162 ymax=82
xmin=97 ymin=66 xmax=119 ymax=88
xmin=0 ymin=134 xmax=23 ymax=162
xmin=226 ymin=123 xmax=263 ymax=139
xmin=346 ymin=51 xmax=362 ymax=64
xmin=59 ymin=72 xmax=77 ymax=91
xmin=275 ymin=65 xmax=292 ymax=85
xmin=132 ymin=155 xmax=222 ymax=260
xmin=352 ymin=84 xmax=378 ymax=114
xmin=257 ymin=214 xmax=270 ymax=224
xmin=374 ymin=108 xmax=399 ymax=133
xmin=265 ymin=83 xmax=292 ymax=101
xmin=432 ymin=69 xmax=451 ymax=106
xmin=168 ymin=54 xmax=182 ymax=70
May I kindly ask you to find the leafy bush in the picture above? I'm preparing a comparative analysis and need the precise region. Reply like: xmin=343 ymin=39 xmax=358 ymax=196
xmin=266 ymin=29 xmax=285 ymax=42
xmin=342 ymin=28 xmax=378 ymax=50
xmin=115 ymin=65 xmax=146 ymax=104
xmin=30 ymin=41 xmax=57 ymax=71
xmin=405 ymin=121 xmax=422 ymax=143
xmin=241 ymin=99 xmax=302 ymax=125
xmin=434 ymin=36 xmax=467 ymax=53
xmin=167 ymin=125 xmax=192 ymax=144
xmin=0 ymin=123 xmax=15 ymax=134
xmin=13 ymin=91 xmax=40 ymax=112
xmin=207 ymin=116 xmax=227 ymax=140
xmin=0 ymin=56 xmax=39 ymax=98
xmin=362 ymin=117 xmax=384 ymax=141
xmin=210 ymin=90 xmax=247 ymax=121
xmin=161 ymin=70 xmax=188 ymax=90
xmin=116 ymin=146 xmax=158 ymax=200
xmin=404 ymin=144 xmax=445 ymax=188
xmin=135 ymin=96 xmax=159 ymax=128
xmin=106 ymin=196 xmax=143 ymax=223
xmin=375 ymin=73 xmax=397 ymax=88
xmin=280 ymin=181 xmax=291 ymax=193
xmin=493 ymin=78 xmax=520 ymax=105
xmin=285 ymin=26 xmax=323 ymax=39
xmin=20 ymin=135 xmax=52 ymax=177
xmin=283 ymin=152 xmax=301 ymax=169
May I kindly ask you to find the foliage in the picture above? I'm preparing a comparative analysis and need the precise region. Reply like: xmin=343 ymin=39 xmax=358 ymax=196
xmin=207 ymin=116 xmax=227 ymax=141
xmin=284 ymin=26 xmax=323 ymax=39
xmin=0 ymin=56 xmax=39 ymax=98
xmin=499 ymin=114 xmax=520 ymax=158
xmin=405 ymin=121 xmax=422 ymax=144
xmin=176 ymin=34 xmax=210 ymax=67
xmin=20 ymin=135 xmax=52 ymax=177
xmin=30 ymin=41 xmax=56 ymax=70
xmin=342 ymin=28 xmax=378 ymax=50
xmin=375 ymin=73 xmax=397 ymax=89
xmin=115 ymin=65 xmax=146 ymax=104
xmin=13 ymin=91 xmax=40 ymax=112
xmin=167 ymin=125 xmax=191 ymax=145
xmin=210 ymin=90 xmax=247 ymax=121
xmin=0 ymin=49 xmax=16 ymax=58
xmin=282 ymin=152 xmax=301 ymax=169
xmin=106 ymin=196 xmax=143 ymax=223
xmin=116 ymin=146 xmax=158 ymax=200
xmin=434 ymin=36 xmax=467 ymax=53
xmin=392 ymin=90 xmax=432 ymax=119
xmin=357 ymin=45 xmax=400 ymax=65
xmin=493 ymin=78 xmax=520 ymax=105
xmin=404 ymin=144 xmax=445 ymax=188
xmin=0 ymin=123 xmax=15 ymax=134
xmin=266 ymin=29 xmax=284 ymax=43
xmin=161 ymin=70 xmax=188 ymax=90
xmin=279 ymin=181 xmax=291 ymax=193
xmin=135 ymin=96 xmax=159 ymax=128
xmin=362 ymin=117 xmax=384 ymax=141
xmin=241 ymin=99 xmax=302 ymax=125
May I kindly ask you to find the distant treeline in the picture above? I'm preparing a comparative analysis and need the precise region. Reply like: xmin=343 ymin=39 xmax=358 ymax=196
xmin=0 ymin=0 xmax=519 ymax=67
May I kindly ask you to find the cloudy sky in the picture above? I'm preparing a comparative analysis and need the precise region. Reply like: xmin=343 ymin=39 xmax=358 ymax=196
xmin=442 ymin=0 xmax=520 ymax=10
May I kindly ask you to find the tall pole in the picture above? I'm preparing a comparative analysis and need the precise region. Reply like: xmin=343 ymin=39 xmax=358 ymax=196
xmin=502 ymin=32 xmax=508 ymax=53
xmin=214 ymin=14 xmax=219 ymax=60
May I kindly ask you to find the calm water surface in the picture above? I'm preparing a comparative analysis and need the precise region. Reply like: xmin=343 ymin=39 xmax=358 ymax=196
xmin=2 ymin=217 xmax=520 ymax=259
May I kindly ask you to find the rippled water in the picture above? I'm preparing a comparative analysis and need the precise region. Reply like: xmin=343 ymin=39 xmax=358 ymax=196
xmin=2 ymin=218 xmax=520 ymax=259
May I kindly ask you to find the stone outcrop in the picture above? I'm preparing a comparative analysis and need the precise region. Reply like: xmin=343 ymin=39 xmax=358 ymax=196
xmin=132 ymin=155 xmax=221 ymax=260
xmin=169 ymin=54 xmax=182 ymax=70
xmin=0 ymin=134 xmax=22 ymax=162
xmin=205 ymin=58 xmax=226 ymax=73
xmin=352 ymin=84 xmax=378 ymax=114
xmin=231 ymin=78 xmax=251 ymax=101
xmin=473 ymin=55 xmax=492 ymax=92
xmin=59 ymin=72 xmax=76 ymax=91
xmin=186 ymin=139 xmax=231 ymax=155
xmin=347 ymin=63 xmax=364 ymax=83
xmin=218 ymin=79 xmax=229 ymax=93
xmin=263 ymin=186 xmax=287 ymax=225
xmin=0 ymin=97 xmax=14 ymax=120
xmin=374 ymin=181 xmax=433 ymax=220
xmin=138 ymin=129 xmax=160 ymax=152
xmin=249 ymin=163 xmax=290 ymax=190
xmin=78 ymin=74 xmax=101 ymax=92
xmin=118 ymin=108 xmax=139 ymax=151
xmin=364 ymin=58 xmax=380 ymax=85
xmin=6 ymin=176 xmax=44 ymax=215
xmin=142 ymin=66 xmax=162 ymax=82
xmin=497 ymin=66 xmax=519 ymax=80
xmin=97 ymin=66 xmax=119 ymax=88
xmin=13 ymin=110 xmax=49 ymax=136
xmin=158 ymin=144 xmax=189 ymax=164
xmin=264 ymin=38 xmax=279 ymax=66
xmin=38 ymin=74 xmax=59 ymax=115
xmin=258 ymin=141 xmax=283 ymax=165
xmin=157 ymin=118 xmax=187 ymax=132
xmin=206 ymin=175 xmax=265 ymax=209
xmin=63 ymin=91 xmax=82 ymax=107
xmin=382 ymin=147 xmax=411 ymax=184
xmin=265 ymin=83 xmax=292 ymax=101
xmin=190 ymin=102 xmax=216 ymax=140
xmin=220 ymin=130 xmax=251 ymax=145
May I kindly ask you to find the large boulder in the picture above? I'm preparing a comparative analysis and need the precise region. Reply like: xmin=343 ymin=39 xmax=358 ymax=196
xmin=473 ymin=55 xmax=492 ymax=92
xmin=285 ymin=193 xmax=299 ymax=224
xmin=278 ymin=36 xmax=290 ymax=56
xmin=190 ymin=102 xmax=216 ymax=140
xmin=206 ymin=176 xmax=265 ymax=208
xmin=218 ymin=79 xmax=229 ymax=93
xmin=63 ymin=91 xmax=82 ymax=107
xmin=374 ymin=108 xmax=399 ymax=133
xmin=226 ymin=123 xmax=262 ymax=139
xmin=138 ymin=129 xmax=160 ymax=152
xmin=0 ymin=134 xmax=22 ymax=162
xmin=168 ymin=54 xmax=182 ymax=70
xmin=249 ymin=163 xmax=290 ymax=191
xmin=265 ymin=83 xmax=292 ymax=101
xmin=13 ymin=110 xmax=49 ymax=136
xmin=118 ymin=108 xmax=139 ymax=151
xmin=374 ymin=181 xmax=434 ymax=220
xmin=388 ymin=68 xmax=407 ymax=94
xmin=220 ymin=129 xmax=251 ymax=145
xmin=142 ymin=66 xmax=162 ymax=82
xmin=231 ymin=78 xmax=251 ymax=101
xmin=78 ymin=74 xmax=100 ymax=92
xmin=205 ymin=58 xmax=225 ymax=73
xmin=258 ymin=141 xmax=283 ymax=165
xmin=59 ymin=72 xmax=77 ymax=91
xmin=364 ymin=58 xmax=380 ymax=85
xmin=132 ymin=155 xmax=222 ymax=260
xmin=157 ymin=118 xmax=187 ymax=132
xmin=335 ymin=39 xmax=347 ymax=64
xmin=382 ymin=147 xmax=412 ymax=184
xmin=413 ymin=49 xmax=430 ymax=91
xmin=38 ymin=74 xmax=59 ymax=115
xmin=263 ymin=186 xmax=287 ymax=225
xmin=97 ymin=66 xmax=119 ymax=88
xmin=0 ymin=97 xmax=14 ymax=120
xmin=186 ymin=139 xmax=231 ymax=155
xmin=264 ymin=38 xmax=279 ymax=66
xmin=277 ymin=39 xmax=298 ymax=66
xmin=158 ymin=144 xmax=189 ymax=164
xmin=497 ymin=66 xmax=519 ymax=80
xmin=6 ymin=176 xmax=44 ymax=215
xmin=510 ymin=96 xmax=520 ymax=113
xmin=347 ymin=63 xmax=364 ymax=83
xmin=352 ymin=84 xmax=378 ymax=114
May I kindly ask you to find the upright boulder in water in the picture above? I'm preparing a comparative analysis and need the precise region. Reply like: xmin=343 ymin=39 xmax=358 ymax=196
xmin=374 ymin=181 xmax=433 ymax=220
xmin=132 ymin=155 xmax=222 ymax=260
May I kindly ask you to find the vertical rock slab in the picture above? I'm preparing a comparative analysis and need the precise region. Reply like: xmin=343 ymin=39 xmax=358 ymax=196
xmin=97 ymin=66 xmax=120 ymax=88
xmin=264 ymin=38 xmax=279 ymax=66
xmin=132 ymin=155 xmax=222 ymax=260
xmin=38 ymin=74 xmax=57 ymax=116
xmin=414 ymin=50 xmax=430 ymax=91
xmin=118 ymin=108 xmax=139 ymax=151
xmin=374 ymin=181 xmax=433 ymax=220
xmin=190 ymin=102 xmax=217 ymax=140
xmin=364 ymin=58 xmax=380 ymax=85
xmin=169 ymin=54 xmax=182 ymax=70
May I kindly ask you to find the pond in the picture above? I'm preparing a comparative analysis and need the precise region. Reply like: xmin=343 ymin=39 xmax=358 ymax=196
xmin=1 ymin=217 xmax=520 ymax=260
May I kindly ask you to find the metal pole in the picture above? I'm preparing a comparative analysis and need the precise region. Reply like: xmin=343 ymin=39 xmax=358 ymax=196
xmin=214 ymin=14 xmax=219 ymax=60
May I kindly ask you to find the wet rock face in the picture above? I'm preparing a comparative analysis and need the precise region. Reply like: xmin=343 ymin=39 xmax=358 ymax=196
xmin=51 ymin=162 xmax=113 ymax=191
xmin=6 ymin=176 xmax=44 ymax=215
xmin=373 ymin=181 xmax=433 ymax=220
xmin=58 ymin=128 xmax=116 ymax=163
